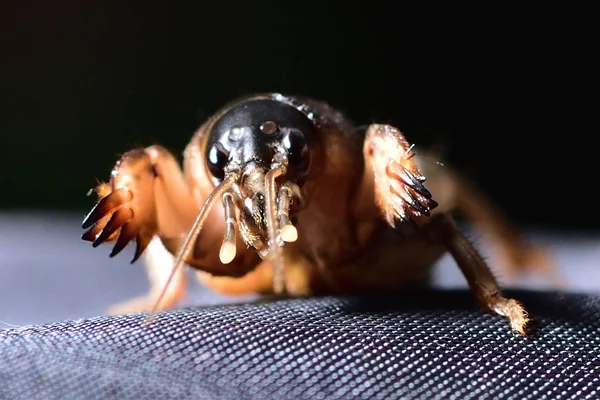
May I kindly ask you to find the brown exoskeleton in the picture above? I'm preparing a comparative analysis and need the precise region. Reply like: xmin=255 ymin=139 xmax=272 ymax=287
xmin=82 ymin=93 xmax=557 ymax=335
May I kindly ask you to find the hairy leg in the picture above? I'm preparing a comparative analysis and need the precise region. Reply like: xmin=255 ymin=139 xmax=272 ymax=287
xmin=415 ymin=154 xmax=562 ymax=287
xmin=428 ymin=212 xmax=530 ymax=335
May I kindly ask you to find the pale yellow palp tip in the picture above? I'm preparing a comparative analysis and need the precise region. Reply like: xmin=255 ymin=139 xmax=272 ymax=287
xmin=280 ymin=224 xmax=298 ymax=242
xmin=219 ymin=242 xmax=236 ymax=264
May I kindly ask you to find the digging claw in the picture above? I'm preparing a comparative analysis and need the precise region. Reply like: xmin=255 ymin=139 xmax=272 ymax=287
xmin=82 ymin=188 xmax=132 ymax=229
xmin=394 ymin=214 xmax=417 ymax=230
xmin=388 ymin=163 xmax=438 ymax=230
xmin=109 ymin=223 xmax=137 ymax=258
xmin=132 ymin=234 xmax=152 ymax=263
xmin=92 ymin=207 xmax=134 ymax=247
xmin=82 ymin=179 xmax=146 ymax=262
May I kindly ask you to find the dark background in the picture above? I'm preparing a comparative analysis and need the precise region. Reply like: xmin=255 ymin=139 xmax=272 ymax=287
xmin=1 ymin=2 xmax=597 ymax=231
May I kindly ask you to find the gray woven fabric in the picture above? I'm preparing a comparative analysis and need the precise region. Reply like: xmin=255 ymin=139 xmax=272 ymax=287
xmin=1 ymin=290 xmax=599 ymax=400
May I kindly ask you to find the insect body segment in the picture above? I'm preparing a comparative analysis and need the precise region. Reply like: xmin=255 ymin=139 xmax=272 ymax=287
xmin=82 ymin=93 xmax=558 ymax=335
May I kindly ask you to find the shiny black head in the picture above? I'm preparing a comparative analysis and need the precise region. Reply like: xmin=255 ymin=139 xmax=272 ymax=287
xmin=204 ymin=98 xmax=319 ymax=185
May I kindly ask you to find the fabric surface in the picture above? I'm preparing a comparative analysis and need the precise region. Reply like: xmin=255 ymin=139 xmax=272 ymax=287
xmin=1 ymin=290 xmax=599 ymax=400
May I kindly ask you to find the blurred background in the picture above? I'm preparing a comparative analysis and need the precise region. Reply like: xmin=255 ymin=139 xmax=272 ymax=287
xmin=0 ymin=2 xmax=597 ymax=326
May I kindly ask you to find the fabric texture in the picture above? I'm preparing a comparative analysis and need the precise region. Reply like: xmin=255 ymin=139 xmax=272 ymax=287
xmin=1 ymin=290 xmax=599 ymax=400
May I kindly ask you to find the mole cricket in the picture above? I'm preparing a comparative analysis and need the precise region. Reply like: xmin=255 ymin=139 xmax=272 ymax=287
xmin=81 ymin=93 xmax=557 ymax=334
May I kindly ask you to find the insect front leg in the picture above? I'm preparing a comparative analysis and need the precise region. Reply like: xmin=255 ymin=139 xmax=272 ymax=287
xmin=353 ymin=123 xmax=439 ymax=244
xmin=426 ymin=212 xmax=530 ymax=335
xmin=358 ymin=123 xmax=529 ymax=334
xmin=82 ymin=145 xmax=209 ymax=314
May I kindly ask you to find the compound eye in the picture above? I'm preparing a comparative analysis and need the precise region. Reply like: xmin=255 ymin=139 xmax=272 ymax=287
xmin=207 ymin=143 xmax=229 ymax=180
xmin=283 ymin=129 xmax=309 ymax=174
